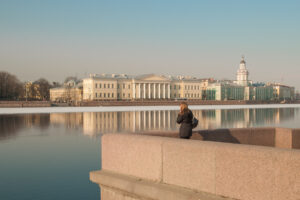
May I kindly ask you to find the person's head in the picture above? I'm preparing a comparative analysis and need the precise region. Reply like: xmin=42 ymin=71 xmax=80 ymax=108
xmin=180 ymin=102 xmax=188 ymax=114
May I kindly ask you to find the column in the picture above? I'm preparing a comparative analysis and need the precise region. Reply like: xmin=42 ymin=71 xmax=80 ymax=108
xmin=143 ymin=83 xmax=146 ymax=99
xmin=138 ymin=83 xmax=141 ymax=99
xmin=153 ymin=84 xmax=156 ymax=99
xmin=163 ymin=84 xmax=166 ymax=99
xmin=133 ymin=83 xmax=136 ymax=99
xmin=158 ymin=84 xmax=161 ymax=99
xmin=168 ymin=84 xmax=171 ymax=99
xmin=148 ymin=83 xmax=151 ymax=99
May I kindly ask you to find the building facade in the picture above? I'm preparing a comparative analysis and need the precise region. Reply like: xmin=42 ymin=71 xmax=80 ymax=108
xmin=78 ymin=57 xmax=295 ymax=102
xmin=235 ymin=56 xmax=250 ymax=86
xmin=50 ymin=79 xmax=83 ymax=103
xmin=83 ymin=74 xmax=205 ymax=101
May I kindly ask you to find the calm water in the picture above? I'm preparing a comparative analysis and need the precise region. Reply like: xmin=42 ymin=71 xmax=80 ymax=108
xmin=1 ymin=106 xmax=300 ymax=200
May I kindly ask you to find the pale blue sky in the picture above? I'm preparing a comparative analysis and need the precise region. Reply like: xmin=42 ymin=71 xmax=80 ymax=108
xmin=0 ymin=0 xmax=299 ymax=89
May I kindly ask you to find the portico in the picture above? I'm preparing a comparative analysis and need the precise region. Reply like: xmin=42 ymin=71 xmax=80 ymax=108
xmin=133 ymin=75 xmax=171 ymax=99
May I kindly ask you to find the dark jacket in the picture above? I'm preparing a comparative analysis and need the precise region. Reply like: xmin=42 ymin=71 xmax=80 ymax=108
xmin=176 ymin=109 xmax=193 ymax=139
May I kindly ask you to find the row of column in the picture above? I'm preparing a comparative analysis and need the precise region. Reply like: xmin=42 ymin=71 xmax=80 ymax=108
xmin=133 ymin=83 xmax=171 ymax=99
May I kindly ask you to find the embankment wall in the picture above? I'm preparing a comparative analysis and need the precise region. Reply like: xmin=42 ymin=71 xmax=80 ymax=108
xmin=92 ymin=132 xmax=300 ymax=200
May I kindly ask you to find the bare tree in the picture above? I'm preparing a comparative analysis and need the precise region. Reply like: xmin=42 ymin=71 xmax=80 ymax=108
xmin=0 ymin=71 xmax=23 ymax=100
xmin=34 ymin=78 xmax=51 ymax=100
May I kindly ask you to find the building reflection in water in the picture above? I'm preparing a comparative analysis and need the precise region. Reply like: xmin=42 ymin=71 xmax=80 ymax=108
xmin=0 ymin=108 xmax=297 ymax=140
xmin=0 ymin=114 xmax=50 ymax=140
xmin=50 ymin=108 xmax=296 ymax=137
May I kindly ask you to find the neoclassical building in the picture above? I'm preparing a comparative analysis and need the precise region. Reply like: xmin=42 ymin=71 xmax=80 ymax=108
xmin=83 ymin=74 xmax=204 ymax=101
xmin=78 ymin=57 xmax=295 ymax=102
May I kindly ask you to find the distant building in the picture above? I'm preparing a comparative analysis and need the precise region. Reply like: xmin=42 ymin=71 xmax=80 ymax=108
xmin=203 ymin=83 xmax=245 ymax=101
xmin=82 ymin=74 xmax=206 ymax=101
xmin=24 ymin=81 xmax=42 ymax=100
xmin=77 ymin=57 xmax=296 ymax=102
xmin=50 ymin=79 xmax=83 ymax=103
xmin=270 ymin=84 xmax=295 ymax=101
xmin=235 ymin=56 xmax=251 ymax=86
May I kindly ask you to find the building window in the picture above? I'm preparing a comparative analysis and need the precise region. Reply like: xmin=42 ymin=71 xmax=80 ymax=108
xmin=104 ymin=84 xmax=106 ymax=88
xmin=123 ymin=93 xmax=125 ymax=97
xmin=112 ymin=84 xmax=114 ymax=88
xmin=128 ymin=94 xmax=130 ymax=98
xmin=128 ymin=84 xmax=130 ymax=89
xmin=117 ymin=93 xmax=120 ymax=98
xmin=174 ymin=93 xmax=176 ymax=98
xmin=104 ymin=93 xmax=106 ymax=98
xmin=100 ymin=84 xmax=102 ymax=88
xmin=108 ymin=84 xmax=110 ymax=88
xmin=95 ymin=93 xmax=98 ymax=97
xmin=95 ymin=83 xmax=98 ymax=88
xmin=185 ymin=86 xmax=187 ymax=90
xmin=112 ymin=93 xmax=114 ymax=98
xmin=123 ymin=84 xmax=125 ymax=89
xmin=179 ymin=85 xmax=181 ymax=89
xmin=117 ymin=84 xmax=120 ymax=89
xmin=100 ymin=93 xmax=102 ymax=97
xmin=108 ymin=93 xmax=110 ymax=98
xmin=174 ymin=85 xmax=176 ymax=89
xmin=179 ymin=94 xmax=181 ymax=98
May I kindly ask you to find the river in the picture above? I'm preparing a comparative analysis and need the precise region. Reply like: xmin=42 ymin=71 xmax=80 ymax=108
xmin=1 ymin=105 xmax=300 ymax=200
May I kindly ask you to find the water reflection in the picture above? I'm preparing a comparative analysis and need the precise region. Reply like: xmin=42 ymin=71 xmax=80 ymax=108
xmin=0 ymin=114 xmax=50 ymax=140
xmin=0 ymin=107 xmax=298 ymax=140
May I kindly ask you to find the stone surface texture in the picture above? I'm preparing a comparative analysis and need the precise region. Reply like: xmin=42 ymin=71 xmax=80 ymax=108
xmin=275 ymin=128 xmax=292 ymax=148
xmin=101 ymin=134 xmax=166 ymax=182
xmin=96 ymin=129 xmax=300 ymax=200
xmin=163 ymin=139 xmax=217 ymax=194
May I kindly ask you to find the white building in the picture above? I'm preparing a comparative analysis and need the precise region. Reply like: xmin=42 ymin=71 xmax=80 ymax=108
xmin=235 ymin=56 xmax=250 ymax=86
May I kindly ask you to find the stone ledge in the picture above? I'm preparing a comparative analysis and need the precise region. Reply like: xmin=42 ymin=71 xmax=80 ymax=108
xmin=90 ymin=170 xmax=236 ymax=200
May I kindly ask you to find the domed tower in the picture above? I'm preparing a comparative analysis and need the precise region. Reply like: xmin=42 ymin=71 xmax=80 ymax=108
xmin=236 ymin=56 xmax=249 ymax=86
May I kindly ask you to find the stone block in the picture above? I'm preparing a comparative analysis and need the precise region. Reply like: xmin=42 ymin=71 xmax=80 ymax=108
xmin=292 ymin=129 xmax=300 ymax=149
xmin=215 ymin=144 xmax=275 ymax=200
xmin=273 ymin=149 xmax=300 ymax=200
xmin=250 ymin=127 xmax=275 ymax=147
xmin=275 ymin=128 xmax=292 ymax=149
xmin=102 ymin=134 xmax=165 ymax=182
xmin=101 ymin=186 xmax=141 ymax=200
xmin=162 ymin=139 xmax=217 ymax=194
xmin=229 ymin=128 xmax=252 ymax=144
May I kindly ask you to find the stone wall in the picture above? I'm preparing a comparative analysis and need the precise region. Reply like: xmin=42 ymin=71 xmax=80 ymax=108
xmin=0 ymin=101 xmax=51 ymax=107
xmin=141 ymin=127 xmax=300 ymax=149
xmin=91 ymin=133 xmax=300 ymax=200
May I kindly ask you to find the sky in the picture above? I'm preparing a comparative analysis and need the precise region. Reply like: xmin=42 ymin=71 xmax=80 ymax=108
xmin=0 ymin=0 xmax=299 ymax=90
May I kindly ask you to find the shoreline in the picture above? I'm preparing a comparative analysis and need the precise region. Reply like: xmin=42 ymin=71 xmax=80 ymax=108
xmin=0 ymin=99 xmax=299 ymax=108
xmin=1 ymin=103 xmax=300 ymax=115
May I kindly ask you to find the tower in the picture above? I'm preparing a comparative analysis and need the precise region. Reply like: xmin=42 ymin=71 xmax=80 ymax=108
xmin=236 ymin=56 xmax=249 ymax=86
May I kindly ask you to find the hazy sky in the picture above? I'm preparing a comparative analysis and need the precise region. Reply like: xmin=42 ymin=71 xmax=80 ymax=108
xmin=0 ymin=0 xmax=299 ymax=89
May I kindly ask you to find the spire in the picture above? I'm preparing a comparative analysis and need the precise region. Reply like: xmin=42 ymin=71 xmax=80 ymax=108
xmin=240 ymin=55 xmax=246 ymax=64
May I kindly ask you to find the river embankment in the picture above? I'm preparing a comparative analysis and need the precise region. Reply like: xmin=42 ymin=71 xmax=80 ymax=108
xmin=0 ymin=100 xmax=299 ymax=108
